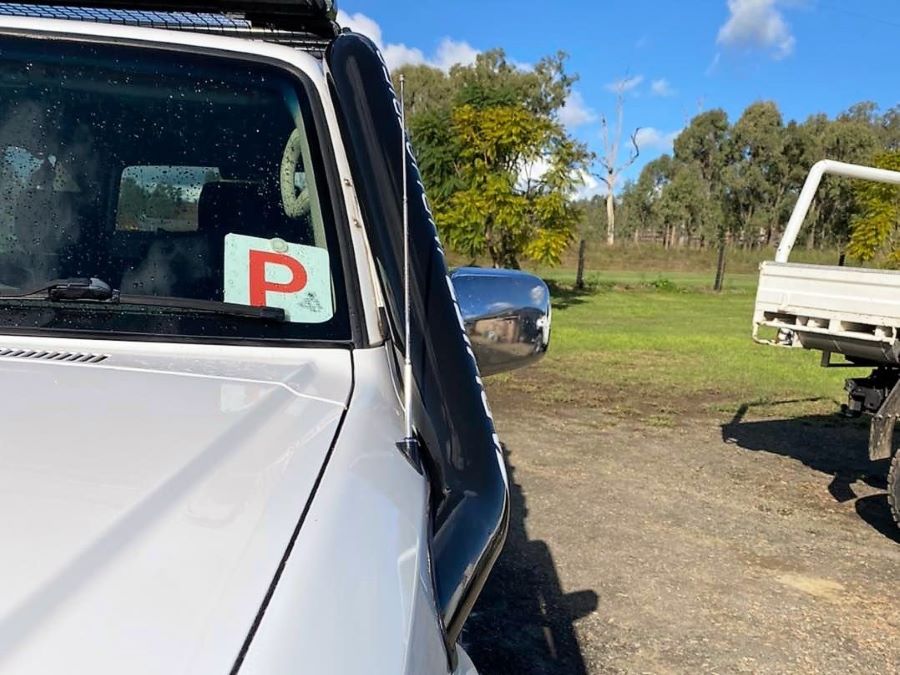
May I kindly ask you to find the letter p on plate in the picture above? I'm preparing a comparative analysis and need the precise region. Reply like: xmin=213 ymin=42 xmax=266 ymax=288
xmin=248 ymin=250 xmax=308 ymax=306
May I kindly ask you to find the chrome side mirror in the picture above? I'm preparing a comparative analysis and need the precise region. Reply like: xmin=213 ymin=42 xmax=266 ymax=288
xmin=450 ymin=267 xmax=551 ymax=376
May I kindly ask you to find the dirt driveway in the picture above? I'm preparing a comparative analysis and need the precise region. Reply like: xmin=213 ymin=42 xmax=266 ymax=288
xmin=463 ymin=389 xmax=900 ymax=674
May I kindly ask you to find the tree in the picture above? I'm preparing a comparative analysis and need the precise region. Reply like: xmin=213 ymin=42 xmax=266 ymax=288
xmin=117 ymin=177 xmax=149 ymax=230
xmin=392 ymin=64 xmax=454 ymax=118
xmin=596 ymin=79 xmax=640 ymax=246
xmin=841 ymin=101 xmax=880 ymax=125
xmin=672 ymin=109 xmax=729 ymax=248
xmin=619 ymin=174 xmax=656 ymax=243
xmin=438 ymin=103 xmax=588 ymax=268
xmin=722 ymin=101 xmax=787 ymax=248
xmin=573 ymin=195 xmax=606 ymax=289
xmin=673 ymin=109 xmax=729 ymax=187
xmin=779 ymin=120 xmax=819 ymax=247
xmin=881 ymin=105 xmax=900 ymax=150
xmin=812 ymin=110 xmax=879 ymax=248
xmin=847 ymin=151 xmax=900 ymax=264
xmin=658 ymin=162 xmax=709 ymax=249
xmin=399 ymin=50 xmax=589 ymax=268
xmin=146 ymin=183 xmax=181 ymax=221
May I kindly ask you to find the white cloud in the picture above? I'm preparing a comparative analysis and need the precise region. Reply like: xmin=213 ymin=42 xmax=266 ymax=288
xmin=382 ymin=43 xmax=427 ymax=69
xmin=716 ymin=0 xmax=796 ymax=60
xmin=559 ymin=91 xmax=598 ymax=128
xmin=336 ymin=10 xmax=383 ymax=45
xmin=605 ymin=75 xmax=644 ymax=93
xmin=650 ymin=79 xmax=675 ymax=97
xmin=634 ymin=127 xmax=681 ymax=152
xmin=433 ymin=38 xmax=480 ymax=70
xmin=337 ymin=10 xmax=481 ymax=72
xmin=518 ymin=157 xmax=550 ymax=191
xmin=518 ymin=160 xmax=605 ymax=201
xmin=575 ymin=171 xmax=607 ymax=200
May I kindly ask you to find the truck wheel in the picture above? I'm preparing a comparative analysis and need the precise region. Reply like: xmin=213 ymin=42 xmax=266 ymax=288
xmin=890 ymin=452 xmax=900 ymax=528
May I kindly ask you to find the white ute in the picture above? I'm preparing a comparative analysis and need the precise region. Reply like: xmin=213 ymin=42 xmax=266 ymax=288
xmin=753 ymin=159 xmax=900 ymax=528
xmin=0 ymin=2 xmax=552 ymax=672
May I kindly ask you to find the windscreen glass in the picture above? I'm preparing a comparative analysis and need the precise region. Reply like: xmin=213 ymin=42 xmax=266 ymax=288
xmin=0 ymin=34 xmax=350 ymax=342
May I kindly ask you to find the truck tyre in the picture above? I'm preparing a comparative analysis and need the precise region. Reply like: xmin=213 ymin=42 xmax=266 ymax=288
xmin=889 ymin=451 xmax=900 ymax=528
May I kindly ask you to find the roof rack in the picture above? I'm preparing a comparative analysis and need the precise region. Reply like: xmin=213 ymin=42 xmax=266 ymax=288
xmin=0 ymin=1 xmax=339 ymax=40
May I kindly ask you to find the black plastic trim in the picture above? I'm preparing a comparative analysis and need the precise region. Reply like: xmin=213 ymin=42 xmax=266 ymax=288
xmin=327 ymin=32 xmax=510 ymax=648
xmin=2 ymin=1 xmax=339 ymax=35
xmin=0 ymin=324 xmax=353 ymax=350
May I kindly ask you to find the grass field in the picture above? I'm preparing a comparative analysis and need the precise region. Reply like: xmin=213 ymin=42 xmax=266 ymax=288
xmin=492 ymin=265 xmax=861 ymax=425
xmin=551 ymin=241 xmax=843 ymax=276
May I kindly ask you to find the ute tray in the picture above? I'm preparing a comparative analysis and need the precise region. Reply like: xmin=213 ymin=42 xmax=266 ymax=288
xmin=753 ymin=160 xmax=900 ymax=366
xmin=754 ymin=261 xmax=900 ymax=364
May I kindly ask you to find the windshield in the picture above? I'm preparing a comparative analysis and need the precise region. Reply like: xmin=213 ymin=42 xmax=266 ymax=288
xmin=0 ymin=34 xmax=350 ymax=343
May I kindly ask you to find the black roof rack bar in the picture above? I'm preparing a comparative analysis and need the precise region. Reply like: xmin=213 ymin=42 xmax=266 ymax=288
xmin=0 ymin=4 xmax=333 ymax=52
xmin=0 ymin=1 xmax=339 ymax=36
xmin=0 ymin=4 xmax=252 ymax=28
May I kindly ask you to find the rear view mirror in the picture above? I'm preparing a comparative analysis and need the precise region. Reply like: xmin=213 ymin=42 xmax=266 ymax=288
xmin=450 ymin=267 xmax=551 ymax=376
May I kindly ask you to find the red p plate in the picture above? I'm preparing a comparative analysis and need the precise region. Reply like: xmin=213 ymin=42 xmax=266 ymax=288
xmin=248 ymin=250 xmax=308 ymax=307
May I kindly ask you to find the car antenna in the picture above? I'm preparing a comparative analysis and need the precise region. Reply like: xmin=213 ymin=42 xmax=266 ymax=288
xmin=396 ymin=74 xmax=420 ymax=468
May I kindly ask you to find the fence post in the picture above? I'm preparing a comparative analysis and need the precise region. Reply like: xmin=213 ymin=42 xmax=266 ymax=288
xmin=714 ymin=241 xmax=726 ymax=292
xmin=575 ymin=239 xmax=587 ymax=291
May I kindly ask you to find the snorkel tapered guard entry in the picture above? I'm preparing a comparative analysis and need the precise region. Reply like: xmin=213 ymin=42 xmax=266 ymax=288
xmin=326 ymin=33 xmax=510 ymax=648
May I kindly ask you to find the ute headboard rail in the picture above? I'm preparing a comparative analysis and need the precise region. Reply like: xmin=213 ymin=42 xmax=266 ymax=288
xmin=777 ymin=159 xmax=900 ymax=263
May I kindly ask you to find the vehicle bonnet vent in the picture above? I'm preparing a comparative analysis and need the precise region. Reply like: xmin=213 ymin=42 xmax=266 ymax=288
xmin=0 ymin=348 xmax=109 ymax=364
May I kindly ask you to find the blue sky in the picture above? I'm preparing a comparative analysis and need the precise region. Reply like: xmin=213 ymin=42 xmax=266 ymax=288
xmin=337 ymin=0 xmax=900 ymax=196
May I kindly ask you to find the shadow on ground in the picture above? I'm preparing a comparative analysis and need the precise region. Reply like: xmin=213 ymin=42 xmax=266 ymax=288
xmin=544 ymin=281 xmax=592 ymax=311
xmin=462 ymin=445 xmax=597 ymax=674
xmin=722 ymin=401 xmax=898 ymax=543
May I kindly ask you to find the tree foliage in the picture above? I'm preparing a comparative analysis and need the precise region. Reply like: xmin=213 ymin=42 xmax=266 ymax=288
xmin=604 ymin=100 xmax=896 ymax=256
xmin=400 ymin=54 xmax=898 ymax=266
xmin=847 ymin=151 xmax=900 ymax=264
xmin=395 ymin=50 xmax=589 ymax=268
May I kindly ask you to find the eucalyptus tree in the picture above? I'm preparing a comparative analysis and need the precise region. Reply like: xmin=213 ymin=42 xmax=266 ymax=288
xmin=596 ymin=78 xmax=640 ymax=246
xmin=722 ymin=101 xmax=787 ymax=248
xmin=672 ymin=109 xmax=729 ymax=246
xmin=847 ymin=151 xmax=900 ymax=264
xmin=397 ymin=50 xmax=590 ymax=269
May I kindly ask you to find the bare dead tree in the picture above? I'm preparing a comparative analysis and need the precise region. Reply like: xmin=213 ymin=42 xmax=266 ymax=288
xmin=597 ymin=81 xmax=641 ymax=247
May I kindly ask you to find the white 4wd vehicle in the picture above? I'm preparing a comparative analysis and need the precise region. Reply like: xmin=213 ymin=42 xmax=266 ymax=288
xmin=754 ymin=160 xmax=900 ymax=528
xmin=0 ymin=2 xmax=552 ymax=673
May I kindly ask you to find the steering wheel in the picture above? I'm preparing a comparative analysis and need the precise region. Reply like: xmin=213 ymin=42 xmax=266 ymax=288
xmin=279 ymin=129 xmax=312 ymax=220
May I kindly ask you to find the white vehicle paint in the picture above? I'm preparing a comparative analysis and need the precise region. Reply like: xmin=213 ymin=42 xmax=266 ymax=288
xmin=0 ymin=338 xmax=350 ymax=673
xmin=753 ymin=160 xmax=900 ymax=364
xmin=0 ymin=5 xmax=552 ymax=672
xmin=0 ymin=12 xmax=456 ymax=673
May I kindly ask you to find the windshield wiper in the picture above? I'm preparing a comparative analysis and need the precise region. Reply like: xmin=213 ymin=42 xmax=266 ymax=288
xmin=0 ymin=277 xmax=117 ymax=302
xmin=0 ymin=279 xmax=285 ymax=322
xmin=116 ymin=295 xmax=286 ymax=322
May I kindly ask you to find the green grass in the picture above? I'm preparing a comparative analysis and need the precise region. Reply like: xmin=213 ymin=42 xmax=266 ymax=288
xmin=536 ymin=268 xmax=760 ymax=292
xmin=554 ymin=242 xmax=843 ymax=276
xmin=448 ymin=243 xmax=844 ymax=278
xmin=492 ymin=270 xmax=859 ymax=423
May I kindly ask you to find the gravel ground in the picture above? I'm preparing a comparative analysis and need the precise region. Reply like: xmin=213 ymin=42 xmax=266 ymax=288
xmin=463 ymin=393 xmax=900 ymax=674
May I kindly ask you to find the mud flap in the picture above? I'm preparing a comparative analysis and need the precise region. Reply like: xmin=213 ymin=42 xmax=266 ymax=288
xmin=870 ymin=378 xmax=900 ymax=461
